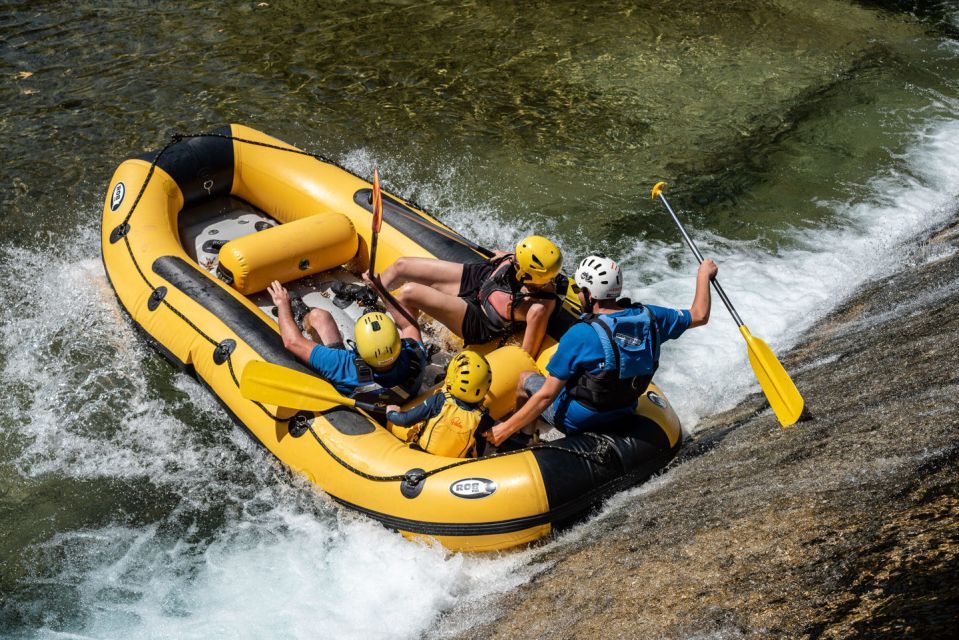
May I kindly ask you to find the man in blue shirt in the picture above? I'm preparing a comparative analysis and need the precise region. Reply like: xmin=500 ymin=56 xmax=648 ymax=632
xmin=484 ymin=254 xmax=717 ymax=445
xmin=267 ymin=278 xmax=427 ymax=404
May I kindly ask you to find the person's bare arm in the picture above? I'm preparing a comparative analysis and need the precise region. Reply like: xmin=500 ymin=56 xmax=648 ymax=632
xmin=520 ymin=298 xmax=555 ymax=355
xmin=484 ymin=375 xmax=565 ymax=446
xmin=688 ymin=259 xmax=718 ymax=328
xmin=267 ymin=280 xmax=318 ymax=362
xmin=363 ymin=272 xmax=422 ymax=343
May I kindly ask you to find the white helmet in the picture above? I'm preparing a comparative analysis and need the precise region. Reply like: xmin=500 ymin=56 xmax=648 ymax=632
xmin=575 ymin=255 xmax=622 ymax=300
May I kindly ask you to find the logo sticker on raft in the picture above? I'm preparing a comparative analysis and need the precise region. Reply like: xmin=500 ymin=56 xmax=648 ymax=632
xmin=450 ymin=478 xmax=497 ymax=499
xmin=110 ymin=182 xmax=125 ymax=212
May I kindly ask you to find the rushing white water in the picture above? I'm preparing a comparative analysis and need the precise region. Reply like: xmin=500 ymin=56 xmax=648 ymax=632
xmin=3 ymin=116 xmax=959 ymax=640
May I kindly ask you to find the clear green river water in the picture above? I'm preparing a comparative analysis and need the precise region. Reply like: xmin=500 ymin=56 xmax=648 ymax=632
xmin=1 ymin=1 xmax=958 ymax=638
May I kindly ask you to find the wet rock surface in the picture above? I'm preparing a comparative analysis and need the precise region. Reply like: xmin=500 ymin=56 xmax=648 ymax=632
xmin=443 ymin=215 xmax=959 ymax=639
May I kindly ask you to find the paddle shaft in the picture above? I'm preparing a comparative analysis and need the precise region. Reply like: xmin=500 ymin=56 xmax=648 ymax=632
xmin=368 ymin=233 xmax=380 ymax=280
xmin=366 ymin=173 xmax=419 ymax=328
xmin=656 ymin=192 xmax=745 ymax=328
xmin=371 ymin=274 xmax=419 ymax=328
xmin=368 ymin=170 xmax=382 ymax=280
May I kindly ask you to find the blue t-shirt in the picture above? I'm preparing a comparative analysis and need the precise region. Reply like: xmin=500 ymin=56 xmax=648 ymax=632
xmin=545 ymin=305 xmax=691 ymax=432
xmin=308 ymin=338 xmax=427 ymax=397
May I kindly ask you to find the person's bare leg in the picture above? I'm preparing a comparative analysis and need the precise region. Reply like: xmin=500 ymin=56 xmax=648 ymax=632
xmin=395 ymin=283 xmax=469 ymax=338
xmin=514 ymin=371 xmax=541 ymax=438
xmin=514 ymin=371 xmax=535 ymax=412
xmin=303 ymin=308 xmax=344 ymax=346
xmin=379 ymin=257 xmax=464 ymax=295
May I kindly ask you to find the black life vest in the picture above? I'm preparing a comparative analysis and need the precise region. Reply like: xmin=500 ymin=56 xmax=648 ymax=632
xmin=351 ymin=338 xmax=426 ymax=405
xmin=566 ymin=305 xmax=660 ymax=413
xmin=476 ymin=254 xmax=560 ymax=334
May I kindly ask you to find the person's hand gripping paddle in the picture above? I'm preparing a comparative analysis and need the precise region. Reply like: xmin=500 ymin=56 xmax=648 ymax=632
xmin=652 ymin=181 xmax=805 ymax=427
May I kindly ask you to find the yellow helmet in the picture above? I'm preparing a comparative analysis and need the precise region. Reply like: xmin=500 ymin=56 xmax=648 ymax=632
xmin=354 ymin=312 xmax=401 ymax=368
xmin=515 ymin=235 xmax=562 ymax=286
xmin=445 ymin=350 xmax=492 ymax=403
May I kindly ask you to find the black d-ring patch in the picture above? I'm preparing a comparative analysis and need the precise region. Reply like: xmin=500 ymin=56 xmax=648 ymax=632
xmin=212 ymin=339 xmax=236 ymax=365
xmin=288 ymin=411 xmax=313 ymax=438
xmin=401 ymin=469 xmax=427 ymax=499
xmin=147 ymin=286 xmax=167 ymax=311
xmin=109 ymin=223 xmax=130 ymax=244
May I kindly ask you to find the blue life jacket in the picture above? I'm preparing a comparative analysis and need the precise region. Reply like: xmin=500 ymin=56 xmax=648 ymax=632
xmin=566 ymin=305 xmax=659 ymax=412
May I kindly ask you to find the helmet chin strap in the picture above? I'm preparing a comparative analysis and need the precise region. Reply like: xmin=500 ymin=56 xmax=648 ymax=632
xmin=580 ymin=287 xmax=595 ymax=313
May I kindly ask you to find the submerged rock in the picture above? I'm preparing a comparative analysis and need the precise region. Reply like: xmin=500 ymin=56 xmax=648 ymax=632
xmin=441 ymin=215 xmax=959 ymax=638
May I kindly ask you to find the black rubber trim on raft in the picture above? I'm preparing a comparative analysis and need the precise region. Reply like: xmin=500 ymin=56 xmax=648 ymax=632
xmin=151 ymin=255 xmax=310 ymax=376
xmin=101 ymin=254 xmax=311 ymax=473
xmin=545 ymin=296 xmax=581 ymax=342
xmin=323 ymin=406 xmax=376 ymax=436
xmin=353 ymin=189 xmax=488 ymax=265
xmin=532 ymin=417 xmax=672 ymax=523
xmin=328 ymin=444 xmax=678 ymax=537
xmin=137 ymin=125 xmax=234 ymax=208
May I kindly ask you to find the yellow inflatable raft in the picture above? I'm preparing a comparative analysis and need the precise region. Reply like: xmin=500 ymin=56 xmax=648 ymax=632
xmin=100 ymin=124 xmax=682 ymax=552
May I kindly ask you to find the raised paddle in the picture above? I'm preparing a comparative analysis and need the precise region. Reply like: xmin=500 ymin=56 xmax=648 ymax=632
xmin=240 ymin=360 xmax=385 ymax=414
xmin=651 ymin=181 xmax=804 ymax=427
xmin=363 ymin=169 xmax=420 ymax=327
xmin=368 ymin=168 xmax=384 ymax=280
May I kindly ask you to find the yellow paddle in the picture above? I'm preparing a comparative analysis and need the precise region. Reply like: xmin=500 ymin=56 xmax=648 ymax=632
xmin=240 ymin=360 xmax=385 ymax=414
xmin=651 ymin=181 xmax=804 ymax=427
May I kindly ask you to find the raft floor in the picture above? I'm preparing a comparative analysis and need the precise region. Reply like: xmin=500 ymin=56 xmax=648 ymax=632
xmin=176 ymin=195 xmax=559 ymax=439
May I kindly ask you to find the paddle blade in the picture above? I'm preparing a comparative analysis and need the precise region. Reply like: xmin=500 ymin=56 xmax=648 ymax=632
xmin=371 ymin=168 xmax=383 ymax=233
xmin=240 ymin=360 xmax=347 ymax=412
xmin=651 ymin=181 xmax=667 ymax=200
xmin=740 ymin=326 xmax=804 ymax=427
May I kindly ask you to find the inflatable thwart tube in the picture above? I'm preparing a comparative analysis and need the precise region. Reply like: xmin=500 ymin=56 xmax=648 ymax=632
xmin=217 ymin=211 xmax=359 ymax=294
xmin=100 ymin=124 xmax=682 ymax=552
